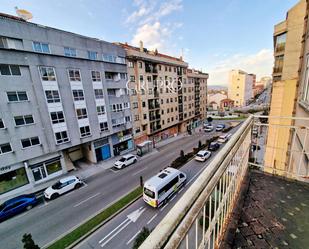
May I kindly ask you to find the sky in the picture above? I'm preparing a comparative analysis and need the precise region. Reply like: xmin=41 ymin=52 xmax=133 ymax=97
xmin=0 ymin=0 xmax=300 ymax=86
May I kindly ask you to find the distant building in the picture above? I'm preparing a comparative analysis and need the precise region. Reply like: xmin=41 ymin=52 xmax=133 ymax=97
xmin=220 ymin=98 xmax=234 ymax=110
xmin=207 ymin=92 xmax=227 ymax=110
xmin=259 ymin=76 xmax=272 ymax=88
xmin=228 ymin=70 xmax=254 ymax=107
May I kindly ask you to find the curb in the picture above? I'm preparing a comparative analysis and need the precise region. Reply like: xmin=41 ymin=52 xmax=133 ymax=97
xmin=42 ymin=187 xmax=142 ymax=249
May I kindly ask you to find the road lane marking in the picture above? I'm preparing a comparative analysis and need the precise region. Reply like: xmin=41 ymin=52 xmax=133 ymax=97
xmin=74 ymin=192 xmax=101 ymax=207
xmin=99 ymin=218 xmax=130 ymax=244
xmin=132 ymin=167 xmax=147 ymax=176
xmin=100 ymin=219 xmax=131 ymax=247
xmin=170 ymin=195 xmax=177 ymax=202
xmin=178 ymin=187 xmax=184 ymax=193
xmin=147 ymin=213 xmax=158 ymax=225
xmin=126 ymin=229 xmax=141 ymax=245
xmin=160 ymin=203 xmax=169 ymax=212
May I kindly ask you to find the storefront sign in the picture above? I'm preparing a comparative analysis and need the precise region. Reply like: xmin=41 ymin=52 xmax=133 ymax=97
xmin=0 ymin=165 xmax=12 ymax=174
xmin=119 ymin=134 xmax=132 ymax=142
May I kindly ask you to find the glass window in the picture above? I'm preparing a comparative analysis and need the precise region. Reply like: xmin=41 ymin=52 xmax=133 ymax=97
xmin=0 ymin=168 xmax=28 ymax=194
xmin=0 ymin=143 xmax=12 ymax=154
xmin=301 ymin=55 xmax=309 ymax=104
xmin=14 ymin=115 xmax=34 ymax=126
xmin=46 ymin=160 xmax=62 ymax=175
xmin=7 ymin=91 xmax=28 ymax=102
xmin=21 ymin=137 xmax=40 ymax=148
xmin=274 ymin=55 xmax=284 ymax=74
xmin=33 ymin=41 xmax=50 ymax=53
xmin=128 ymin=61 xmax=134 ymax=68
xmin=0 ymin=64 xmax=21 ymax=76
xmin=40 ymin=67 xmax=56 ymax=81
xmin=91 ymin=71 xmax=101 ymax=81
xmin=68 ymin=69 xmax=81 ymax=81
xmin=88 ymin=51 xmax=97 ymax=60
xmin=100 ymin=122 xmax=108 ymax=131
xmin=50 ymin=111 xmax=65 ymax=124
xmin=94 ymin=89 xmax=104 ymax=99
xmin=64 ymin=47 xmax=76 ymax=57
xmin=55 ymin=131 xmax=69 ymax=144
xmin=72 ymin=90 xmax=84 ymax=101
xmin=130 ymin=75 xmax=135 ymax=82
xmin=76 ymin=108 xmax=87 ymax=119
xmin=275 ymin=33 xmax=286 ymax=53
xmin=0 ymin=118 xmax=4 ymax=129
xmin=97 ymin=105 xmax=105 ymax=115
xmin=45 ymin=90 xmax=60 ymax=103
xmin=80 ymin=126 xmax=91 ymax=137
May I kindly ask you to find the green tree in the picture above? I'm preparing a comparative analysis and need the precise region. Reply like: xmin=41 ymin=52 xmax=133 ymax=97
xmin=198 ymin=140 xmax=202 ymax=149
xmin=207 ymin=116 xmax=213 ymax=124
xmin=132 ymin=227 xmax=150 ymax=249
xmin=180 ymin=150 xmax=185 ymax=158
xmin=22 ymin=233 xmax=40 ymax=249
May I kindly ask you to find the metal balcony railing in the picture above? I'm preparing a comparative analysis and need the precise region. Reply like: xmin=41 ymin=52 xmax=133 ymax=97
xmin=140 ymin=115 xmax=309 ymax=249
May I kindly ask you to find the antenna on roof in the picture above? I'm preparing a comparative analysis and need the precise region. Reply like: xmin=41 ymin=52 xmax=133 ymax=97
xmin=15 ymin=6 xmax=33 ymax=21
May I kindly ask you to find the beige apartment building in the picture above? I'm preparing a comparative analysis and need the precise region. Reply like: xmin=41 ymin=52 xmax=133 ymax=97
xmin=228 ymin=69 xmax=254 ymax=107
xmin=264 ymin=0 xmax=306 ymax=173
xmin=116 ymin=42 xmax=208 ymax=144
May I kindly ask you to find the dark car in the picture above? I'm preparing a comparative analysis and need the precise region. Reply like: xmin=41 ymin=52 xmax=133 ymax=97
xmin=208 ymin=142 xmax=220 ymax=151
xmin=0 ymin=194 xmax=37 ymax=222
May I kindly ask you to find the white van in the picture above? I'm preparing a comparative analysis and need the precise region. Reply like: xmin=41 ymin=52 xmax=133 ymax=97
xmin=143 ymin=167 xmax=187 ymax=208
xmin=217 ymin=133 xmax=232 ymax=144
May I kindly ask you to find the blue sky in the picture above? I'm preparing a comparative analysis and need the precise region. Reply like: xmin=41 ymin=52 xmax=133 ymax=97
xmin=0 ymin=0 xmax=299 ymax=85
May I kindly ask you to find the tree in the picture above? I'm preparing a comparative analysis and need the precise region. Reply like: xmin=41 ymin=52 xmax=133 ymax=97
xmin=180 ymin=150 xmax=185 ymax=158
xmin=22 ymin=233 xmax=40 ymax=249
xmin=133 ymin=227 xmax=150 ymax=249
xmin=207 ymin=116 xmax=213 ymax=124
xmin=198 ymin=140 xmax=202 ymax=149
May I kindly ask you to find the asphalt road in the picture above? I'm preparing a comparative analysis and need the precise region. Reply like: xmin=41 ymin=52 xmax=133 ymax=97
xmin=0 ymin=120 xmax=234 ymax=249
xmin=75 ymin=123 xmax=242 ymax=249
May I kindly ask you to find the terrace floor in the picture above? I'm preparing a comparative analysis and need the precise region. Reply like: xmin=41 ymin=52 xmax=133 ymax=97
xmin=224 ymin=170 xmax=309 ymax=249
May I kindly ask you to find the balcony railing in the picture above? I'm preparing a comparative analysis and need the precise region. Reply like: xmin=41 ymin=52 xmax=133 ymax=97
xmin=140 ymin=115 xmax=309 ymax=249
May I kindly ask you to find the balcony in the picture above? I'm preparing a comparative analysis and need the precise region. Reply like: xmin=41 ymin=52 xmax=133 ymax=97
xmin=149 ymin=114 xmax=161 ymax=121
xmin=140 ymin=115 xmax=309 ymax=249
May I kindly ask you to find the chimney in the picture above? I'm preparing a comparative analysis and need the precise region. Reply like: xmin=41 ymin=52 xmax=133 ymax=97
xmin=139 ymin=41 xmax=143 ymax=52
xmin=180 ymin=56 xmax=183 ymax=61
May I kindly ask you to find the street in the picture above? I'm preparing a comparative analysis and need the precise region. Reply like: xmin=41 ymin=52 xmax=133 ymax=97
xmin=0 ymin=120 xmax=241 ymax=249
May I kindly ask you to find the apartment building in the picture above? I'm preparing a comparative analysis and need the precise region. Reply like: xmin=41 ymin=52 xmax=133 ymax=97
xmin=0 ymin=13 xmax=133 ymax=197
xmin=116 ymin=42 xmax=208 ymax=144
xmin=228 ymin=69 xmax=254 ymax=107
xmin=264 ymin=0 xmax=306 ymax=172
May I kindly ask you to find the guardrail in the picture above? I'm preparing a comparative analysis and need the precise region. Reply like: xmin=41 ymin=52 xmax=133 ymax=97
xmin=140 ymin=116 xmax=253 ymax=249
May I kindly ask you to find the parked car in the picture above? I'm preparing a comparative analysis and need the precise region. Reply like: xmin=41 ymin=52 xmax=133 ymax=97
xmin=217 ymin=133 xmax=232 ymax=144
xmin=204 ymin=124 xmax=214 ymax=132
xmin=208 ymin=142 xmax=220 ymax=151
xmin=216 ymin=124 xmax=225 ymax=131
xmin=195 ymin=150 xmax=212 ymax=162
xmin=44 ymin=176 xmax=83 ymax=200
xmin=252 ymin=127 xmax=258 ymax=136
xmin=114 ymin=154 xmax=137 ymax=169
xmin=0 ymin=194 xmax=37 ymax=222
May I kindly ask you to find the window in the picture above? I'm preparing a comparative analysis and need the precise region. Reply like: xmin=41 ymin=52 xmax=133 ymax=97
xmin=141 ymin=89 xmax=145 ymax=95
xmin=142 ymin=101 xmax=146 ymax=107
xmin=274 ymin=55 xmax=284 ymax=74
xmin=117 ymin=57 xmax=126 ymax=64
xmin=91 ymin=71 xmax=101 ymax=81
xmin=162 ymin=120 xmax=165 ymax=125
xmin=166 ymin=99 xmax=169 ymax=104
xmin=7 ymin=91 xmax=28 ymax=102
xmin=143 ymin=114 xmax=147 ymax=120
xmin=14 ymin=115 xmax=34 ymax=126
xmin=167 ymin=108 xmax=170 ymax=113
xmin=33 ymin=41 xmax=50 ymax=53
xmin=68 ymin=69 xmax=81 ymax=81
xmin=301 ymin=56 xmax=309 ymax=104
xmin=133 ymin=102 xmax=138 ymax=109
xmin=103 ymin=54 xmax=116 ymax=62
xmin=0 ymin=143 xmax=12 ymax=154
xmin=167 ymin=118 xmax=170 ymax=123
xmin=161 ymin=109 xmax=164 ymax=115
xmin=64 ymin=47 xmax=76 ymax=57
xmin=0 ymin=118 xmax=4 ymax=129
xmin=128 ymin=61 xmax=134 ymax=68
xmin=94 ymin=89 xmax=104 ymax=99
xmin=170 ymin=97 xmax=173 ymax=102
xmin=135 ymin=128 xmax=141 ymax=133
xmin=97 ymin=105 xmax=105 ymax=115
xmin=80 ymin=126 xmax=91 ymax=137
xmin=134 ymin=115 xmax=139 ymax=121
xmin=124 ymin=102 xmax=129 ymax=109
xmin=76 ymin=108 xmax=87 ymax=119
xmin=45 ymin=90 xmax=60 ymax=103
xmin=100 ymin=122 xmax=108 ymax=131
xmin=158 ymin=65 xmax=161 ymax=71
xmin=55 ymin=131 xmax=69 ymax=144
xmin=40 ymin=66 xmax=56 ymax=81
xmin=72 ymin=90 xmax=84 ymax=101
xmin=138 ymin=62 xmax=142 ymax=68
xmin=111 ymin=103 xmax=123 ymax=112
xmin=171 ymin=117 xmax=174 ymax=122
xmin=275 ymin=33 xmax=286 ymax=53
xmin=88 ymin=51 xmax=98 ymax=60
xmin=147 ymin=76 xmax=152 ymax=82
xmin=130 ymin=75 xmax=135 ymax=82
xmin=171 ymin=107 xmax=174 ymax=112
xmin=120 ymin=73 xmax=127 ymax=80
xmin=125 ymin=116 xmax=131 ymax=122
xmin=50 ymin=111 xmax=65 ymax=124
xmin=21 ymin=137 xmax=40 ymax=148
xmin=149 ymin=88 xmax=153 ymax=95
xmin=0 ymin=64 xmax=21 ymax=76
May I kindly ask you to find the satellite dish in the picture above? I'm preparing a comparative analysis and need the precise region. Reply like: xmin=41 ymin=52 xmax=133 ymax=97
xmin=15 ymin=7 xmax=33 ymax=21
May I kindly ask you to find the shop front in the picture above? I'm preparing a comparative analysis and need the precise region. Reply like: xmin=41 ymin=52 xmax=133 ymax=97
xmin=112 ymin=131 xmax=134 ymax=156
xmin=0 ymin=164 xmax=29 ymax=195
xmin=94 ymin=138 xmax=111 ymax=162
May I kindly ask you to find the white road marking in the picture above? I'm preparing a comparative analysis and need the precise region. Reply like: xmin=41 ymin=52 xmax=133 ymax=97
xmin=186 ymin=161 xmax=210 ymax=186
xmin=99 ymin=218 xmax=130 ymax=244
xmin=132 ymin=167 xmax=147 ymax=176
xmin=170 ymin=195 xmax=177 ymax=202
xmin=160 ymin=203 xmax=169 ymax=212
xmin=73 ymin=192 xmax=101 ymax=207
xmin=178 ymin=187 xmax=184 ymax=193
xmin=100 ymin=219 xmax=131 ymax=247
xmin=147 ymin=213 xmax=158 ymax=225
xmin=126 ymin=229 xmax=141 ymax=245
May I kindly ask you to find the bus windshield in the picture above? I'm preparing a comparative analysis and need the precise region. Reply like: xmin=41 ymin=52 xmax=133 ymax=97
xmin=144 ymin=187 xmax=155 ymax=198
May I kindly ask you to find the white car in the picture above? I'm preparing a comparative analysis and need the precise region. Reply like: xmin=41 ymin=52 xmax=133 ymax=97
xmin=204 ymin=125 xmax=214 ymax=132
xmin=217 ymin=133 xmax=232 ymax=144
xmin=44 ymin=176 xmax=83 ymax=200
xmin=114 ymin=154 xmax=137 ymax=169
xmin=195 ymin=150 xmax=212 ymax=162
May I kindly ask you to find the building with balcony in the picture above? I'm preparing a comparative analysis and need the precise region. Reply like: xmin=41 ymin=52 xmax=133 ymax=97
xmin=0 ymin=13 xmax=133 ymax=198
xmin=116 ymin=42 xmax=208 ymax=144
xmin=265 ymin=0 xmax=306 ymax=173
xmin=228 ymin=70 xmax=254 ymax=107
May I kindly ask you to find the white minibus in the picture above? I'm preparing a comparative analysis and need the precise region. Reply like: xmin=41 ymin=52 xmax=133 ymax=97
xmin=143 ymin=167 xmax=187 ymax=208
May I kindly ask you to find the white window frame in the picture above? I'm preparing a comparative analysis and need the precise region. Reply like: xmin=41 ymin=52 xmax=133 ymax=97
xmin=94 ymin=89 xmax=104 ymax=99
xmin=0 ymin=143 xmax=13 ymax=155
xmin=45 ymin=90 xmax=61 ymax=103
xmin=33 ymin=41 xmax=50 ymax=53
xmin=68 ymin=69 xmax=81 ymax=81
xmin=7 ymin=91 xmax=28 ymax=102
xmin=72 ymin=89 xmax=84 ymax=101
xmin=39 ymin=66 xmax=56 ymax=81
xmin=76 ymin=108 xmax=88 ymax=119
xmin=14 ymin=115 xmax=35 ymax=127
xmin=97 ymin=105 xmax=105 ymax=115
xmin=64 ymin=47 xmax=76 ymax=57
xmin=91 ymin=71 xmax=101 ymax=82
xmin=80 ymin=125 xmax=91 ymax=137
xmin=21 ymin=136 xmax=41 ymax=149
xmin=0 ymin=64 xmax=21 ymax=76
xmin=99 ymin=122 xmax=108 ymax=132
xmin=88 ymin=51 xmax=98 ymax=60
xmin=54 ymin=131 xmax=70 ymax=144
xmin=50 ymin=111 xmax=65 ymax=124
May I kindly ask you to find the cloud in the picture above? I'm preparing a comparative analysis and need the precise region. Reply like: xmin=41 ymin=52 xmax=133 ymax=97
xmin=126 ymin=0 xmax=183 ymax=53
xmin=207 ymin=49 xmax=273 ymax=86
